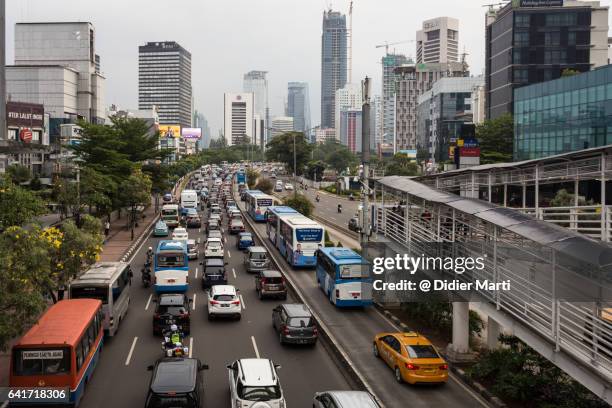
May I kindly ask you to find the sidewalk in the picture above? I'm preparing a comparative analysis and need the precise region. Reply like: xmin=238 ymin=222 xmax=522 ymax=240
xmin=100 ymin=204 xmax=157 ymax=262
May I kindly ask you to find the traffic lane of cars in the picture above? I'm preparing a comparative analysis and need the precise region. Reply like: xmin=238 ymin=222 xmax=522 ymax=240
xmin=246 ymin=219 xmax=488 ymax=408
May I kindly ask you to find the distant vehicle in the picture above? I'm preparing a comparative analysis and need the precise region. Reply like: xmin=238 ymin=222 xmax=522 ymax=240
xmin=255 ymin=270 xmax=287 ymax=300
xmin=236 ymin=171 xmax=246 ymax=184
xmin=274 ymin=181 xmax=283 ymax=192
xmin=154 ymin=220 xmax=169 ymax=237
xmin=154 ymin=240 xmax=188 ymax=293
xmin=373 ymin=332 xmax=448 ymax=384
xmin=227 ymin=359 xmax=284 ymax=407
xmin=237 ymin=232 xmax=255 ymax=250
xmin=277 ymin=216 xmax=324 ymax=267
xmin=9 ymin=299 xmax=104 ymax=407
xmin=265 ymin=206 xmax=300 ymax=247
xmin=207 ymin=285 xmax=241 ymax=320
xmin=152 ymin=293 xmax=191 ymax=335
xmin=186 ymin=239 xmax=199 ymax=260
xmin=186 ymin=213 xmax=202 ymax=229
xmin=245 ymin=191 xmax=276 ymax=222
xmin=270 ymin=173 xmax=277 ymax=178
xmin=201 ymin=258 xmax=227 ymax=289
xmin=348 ymin=217 xmax=361 ymax=232
xmin=162 ymin=193 xmax=173 ymax=203
xmin=244 ymin=246 xmax=270 ymax=273
xmin=69 ymin=262 xmax=131 ymax=336
xmin=145 ymin=358 xmax=208 ymax=408
xmin=272 ymin=303 xmax=317 ymax=345
xmin=206 ymin=218 xmax=220 ymax=233
xmin=180 ymin=190 xmax=199 ymax=213
xmin=313 ymin=391 xmax=381 ymax=408
xmin=161 ymin=204 xmax=180 ymax=228
xmin=172 ymin=227 xmax=189 ymax=242
xmin=229 ymin=218 xmax=245 ymax=234
xmin=284 ymin=183 xmax=293 ymax=191
xmin=204 ymin=237 xmax=224 ymax=258
xmin=207 ymin=230 xmax=222 ymax=240
xmin=316 ymin=247 xmax=372 ymax=307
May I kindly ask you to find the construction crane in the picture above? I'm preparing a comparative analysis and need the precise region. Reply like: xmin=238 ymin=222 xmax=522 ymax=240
xmin=375 ymin=40 xmax=415 ymax=55
xmin=482 ymin=1 xmax=509 ymax=11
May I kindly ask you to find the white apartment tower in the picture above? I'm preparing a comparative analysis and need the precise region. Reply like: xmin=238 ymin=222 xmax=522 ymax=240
xmin=416 ymin=17 xmax=459 ymax=64
xmin=224 ymin=93 xmax=254 ymax=146
xmin=335 ymin=83 xmax=362 ymax=141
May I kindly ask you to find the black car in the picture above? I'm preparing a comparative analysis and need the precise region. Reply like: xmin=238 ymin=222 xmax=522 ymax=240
xmin=272 ymin=304 xmax=318 ymax=345
xmin=145 ymin=358 xmax=208 ymax=408
xmin=348 ymin=217 xmax=361 ymax=232
xmin=201 ymin=258 xmax=227 ymax=289
xmin=153 ymin=294 xmax=192 ymax=335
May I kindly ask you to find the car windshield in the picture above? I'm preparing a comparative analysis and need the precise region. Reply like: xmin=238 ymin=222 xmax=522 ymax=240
xmin=406 ymin=345 xmax=440 ymax=359
xmin=288 ymin=317 xmax=312 ymax=327
xmin=237 ymin=385 xmax=281 ymax=401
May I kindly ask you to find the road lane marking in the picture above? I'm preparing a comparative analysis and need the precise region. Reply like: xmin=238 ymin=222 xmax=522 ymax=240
xmin=251 ymin=336 xmax=260 ymax=358
xmin=195 ymin=267 xmax=199 ymax=279
xmin=189 ymin=337 xmax=193 ymax=358
xmin=198 ymin=228 xmax=201 ymax=233
xmin=239 ymin=294 xmax=246 ymax=310
xmin=125 ymin=336 xmax=138 ymax=366
xmin=145 ymin=294 xmax=153 ymax=311
xmin=232 ymin=267 xmax=236 ymax=279
xmin=228 ymin=251 xmax=232 ymax=258
xmin=192 ymin=293 xmax=197 ymax=310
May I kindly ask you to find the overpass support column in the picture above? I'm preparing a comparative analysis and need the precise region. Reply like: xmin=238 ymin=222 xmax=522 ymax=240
xmin=446 ymin=302 xmax=474 ymax=362
xmin=486 ymin=316 xmax=502 ymax=349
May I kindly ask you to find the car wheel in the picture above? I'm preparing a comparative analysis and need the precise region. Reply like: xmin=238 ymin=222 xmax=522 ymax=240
xmin=373 ymin=343 xmax=380 ymax=358
xmin=236 ymin=314 xmax=241 ymax=321
xmin=208 ymin=313 xmax=214 ymax=321
xmin=281 ymin=294 xmax=287 ymax=300
xmin=395 ymin=366 xmax=403 ymax=383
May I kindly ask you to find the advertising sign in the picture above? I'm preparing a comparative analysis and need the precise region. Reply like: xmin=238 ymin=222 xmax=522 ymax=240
xmin=296 ymin=228 xmax=324 ymax=242
xmin=398 ymin=149 xmax=417 ymax=159
xmin=460 ymin=147 xmax=481 ymax=157
xmin=22 ymin=350 xmax=64 ymax=360
xmin=20 ymin=128 xmax=33 ymax=143
xmin=7 ymin=101 xmax=44 ymax=128
xmin=181 ymin=128 xmax=202 ymax=139
xmin=514 ymin=0 xmax=563 ymax=7
xmin=159 ymin=125 xmax=181 ymax=138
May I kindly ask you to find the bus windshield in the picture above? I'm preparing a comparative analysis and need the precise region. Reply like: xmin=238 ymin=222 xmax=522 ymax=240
xmin=157 ymin=253 xmax=185 ymax=267
xmin=296 ymin=228 xmax=323 ymax=242
xmin=162 ymin=208 xmax=178 ymax=216
xmin=70 ymin=286 xmax=108 ymax=304
xmin=12 ymin=347 xmax=71 ymax=376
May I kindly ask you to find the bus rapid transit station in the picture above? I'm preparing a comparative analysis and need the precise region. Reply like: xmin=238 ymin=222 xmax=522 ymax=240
xmin=372 ymin=175 xmax=612 ymax=403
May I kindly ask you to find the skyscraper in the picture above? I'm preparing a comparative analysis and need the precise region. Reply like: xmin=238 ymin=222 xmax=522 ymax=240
xmin=243 ymin=71 xmax=269 ymax=142
xmin=138 ymin=42 xmax=192 ymax=128
xmin=381 ymin=54 xmax=409 ymax=147
xmin=321 ymin=10 xmax=348 ymax=129
xmin=224 ymin=93 xmax=254 ymax=146
xmin=335 ymin=83 xmax=362 ymax=141
xmin=416 ymin=17 xmax=459 ymax=64
xmin=193 ymin=110 xmax=211 ymax=149
xmin=286 ymin=82 xmax=311 ymax=133
xmin=270 ymin=116 xmax=294 ymax=138
xmin=485 ymin=1 xmax=609 ymax=119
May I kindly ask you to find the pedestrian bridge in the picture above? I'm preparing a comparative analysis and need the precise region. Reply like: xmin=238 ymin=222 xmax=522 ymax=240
xmin=373 ymin=175 xmax=612 ymax=403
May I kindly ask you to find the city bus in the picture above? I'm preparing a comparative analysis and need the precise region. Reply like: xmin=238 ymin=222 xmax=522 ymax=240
xmin=180 ymin=190 xmax=198 ymax=215
xmin=278 ymin=216 xmax=325 ymax=267
xmin=161 ymin=204 xmax=180 ymax=228
xmin=266 ymin=206 xmax=300 ymax=246
xmin=245 ymin=191 xmax=277 ymax=222
xmin=316 ymin=248 xmax=373 ymax=307
xmin=69 ymin=262 xmax=131 ymax=337
xmin=154 ymin=240 xmax=189 ymax=293
xmin=9 ymin=299 xmax=104 ymax=406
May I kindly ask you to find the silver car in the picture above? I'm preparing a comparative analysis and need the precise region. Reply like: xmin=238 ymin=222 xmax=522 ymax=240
xmin=244 ymin=246 xmax=270 ymax=273
xmin=187 ymin=239 xmax=199 ymax=260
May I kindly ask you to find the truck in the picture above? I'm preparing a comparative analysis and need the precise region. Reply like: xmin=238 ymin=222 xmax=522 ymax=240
xmin=236 ymin=171 xmax=246 ymax=184
xmin=180 ymin=190 xmax=199 ymax=215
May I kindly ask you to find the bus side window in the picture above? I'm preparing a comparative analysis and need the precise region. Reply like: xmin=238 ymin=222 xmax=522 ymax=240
xmin=76 ymin=343 xmax=84 ymax=371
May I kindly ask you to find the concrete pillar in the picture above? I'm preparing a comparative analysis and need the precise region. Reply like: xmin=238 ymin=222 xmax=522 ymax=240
xmin=486 ymin=316 xmax=501 ymax=349
xmin=446 ymin=302 xmax=471 ymax=361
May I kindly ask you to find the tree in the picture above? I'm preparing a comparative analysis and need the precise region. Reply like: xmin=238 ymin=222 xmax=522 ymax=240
xmin=79 ymin=167 xmax=116 ymax=216
xmin=265 ymin=132 xmax=312 ymax=175
xmin=311 ymin=140 xmax=357 ymax=174
xmin=6 ymin=164 xmax=31 ymax=185
xmin=305 ymin=160 xmax=326 ymax=181
xmin=247 ymin=169 xmax=259 ymax=187
xmin=53 ymin=216 xmax=103 ymax=285
xmin=284 ymin=194 xmax=314 ymax=217
xmin=561 ymin=68 xmax=580 ymax=77
xmin=209 ymin=136 xmax=227 ymax=149
xmin=254 ymin=178 xmax=273 ymax=194
xmin=108 ymin=116 xmax=169 ymax=163
xmin=385 ymin=153 xmax=419 ymax=176
xmin=476 ymin=114 xmax=514 ymax=164
xmin=0 ymin=176 xmax=46 ymax=229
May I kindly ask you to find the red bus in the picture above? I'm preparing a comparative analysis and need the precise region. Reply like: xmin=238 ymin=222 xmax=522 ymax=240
xmin=10 ymin=299 xmax=104 ymax=406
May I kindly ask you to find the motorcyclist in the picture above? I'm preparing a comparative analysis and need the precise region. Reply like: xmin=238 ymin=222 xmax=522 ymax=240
xmin=338 ymin=204 xmax=342 ymax=213
xmin=165 ymin=324 xmax=183 ymax=349
xmin=349 ymin=193 xmax=354 ymax=201
xmin=316 ymin=194 xmax=320 ymax=202
xmin=146 ymin=247 xmax=154 ymax=265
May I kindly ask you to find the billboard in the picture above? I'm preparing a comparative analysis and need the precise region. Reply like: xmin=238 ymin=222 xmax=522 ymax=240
xmin=159 ymin=125 xmax=181 ymax=138
xmin=182 ymin=128 xmax=202 ymax=139
xmin=7 ymin=101 xmax=44 ymax=128
xmin=398 ymin=149 xmax=417 ymax=159
xmin=514 ymin=0 xmax=563 ymax=7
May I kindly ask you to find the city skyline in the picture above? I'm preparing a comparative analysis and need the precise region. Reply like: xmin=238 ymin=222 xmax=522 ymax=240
xmin=6 ymin=0 xmax=612 ymax=138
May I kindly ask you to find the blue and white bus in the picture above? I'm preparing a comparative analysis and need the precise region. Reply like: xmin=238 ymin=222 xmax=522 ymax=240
xmin=246 ymin=191 xmax=277 ymax=222
xmin=316 ymin=248 xmax=372 ymax=307
xmin=278 ymin=216 xmax=325 ymax=267
xmin=266 ymin=206 xmax=300 ymax=246
xmin=154 ymin=240 xmax=189 ymax=293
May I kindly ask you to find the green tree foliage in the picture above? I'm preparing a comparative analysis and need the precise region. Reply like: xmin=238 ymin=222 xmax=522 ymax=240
xmin=468 ymin=335 xmax=607 ymax=408
xmin=54 ymin=216 xmax=103 ymax=285
xmin=476 ymin=114 xmax=514 ymax=164
xmin=142 ymin=163 xmax=173 ymax=195
xmin=305 ymin=160 xmax=326 ymax=180
xmin=247 ymin=169 xmax=259 ymax=186
xmin=254 ymin=178 xmax=273 ymax=194
xmin=561 ymin=68 xmax=580 ymax=77
xmin=312 ymin=140 xmax=357 ymax=174
xmin=6 ymin=164 xmax=31 ymax=185
xmin=209 ymin=136 xmax=227 ymax=148
xmin=79 ymin=167 xmax=116 ymax=216
xmin=284 ymin=194 xmax=314 ymax=217
xmin=0 ymin=176 xmax=46 ymax=229
xmin=119 ymin=169 xmax=152 ymax=208
xmin=265 ymin=132 xmax=312 ymax=175
xmin=385 ymin=153 xmax=419 ymax=176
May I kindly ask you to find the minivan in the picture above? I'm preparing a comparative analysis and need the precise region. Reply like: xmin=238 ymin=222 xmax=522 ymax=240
xmin=255 ymin=270 xmax=287 ymax=300
xmin=145 ymin=358 xmax=208 ymax=408
xmin=244 ymin=246 xmax=270 ymax=273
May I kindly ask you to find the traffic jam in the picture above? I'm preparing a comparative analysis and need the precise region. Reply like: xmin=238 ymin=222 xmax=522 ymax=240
xmin=7 ymin=162 xmax=460 ymax=408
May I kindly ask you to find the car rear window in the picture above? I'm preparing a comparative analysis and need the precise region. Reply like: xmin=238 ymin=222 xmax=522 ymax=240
xmin=12 ymin=347 xmax=71 ymax=376
xmin=287 ymin=317 xmax=313 ymax=327
xmin=205 ymin=267 xmax=224 ymax=275
xmin=406 ymin=345 xmax=440 ymax=359
xmin=158 ymin=306 xmax=186 ymax=315
xmin=264 ymin=277 xmax=283 ymax=284
xmin=213 ymin=294 xmax=235 ymax=301
xmin=250 ymin=252 xmax=267 ymax=260
xmin=237 ymin=385 xmax=282 ymax=401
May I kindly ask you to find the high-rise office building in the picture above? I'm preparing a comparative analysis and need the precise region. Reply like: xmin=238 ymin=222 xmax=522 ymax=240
xmin=193 ymin=110 xmax=211 ymax=149
xmin=243 ymin=71 xmax=269 ymax=142
xmin=224 ymin=93 xmax=254 ymax=146
xmin=321 ymin=10 xmax=348 ymax=129
xmin=485 ymin=0 xmax=609 ymax=119
xmin=335 ymin=83 xmax=362 ymax=141
xmin=286 ymin=82 xmax=311 ymax=133
xmin=381 ymin=54 xmax=409 ymax=147
xmin=139 ymin=41 xmax=192 ymax=128
xmin=270 ymin=116 xmax=294 ymax=138
xmin=416 ymin=17 xmax=459 ymax=64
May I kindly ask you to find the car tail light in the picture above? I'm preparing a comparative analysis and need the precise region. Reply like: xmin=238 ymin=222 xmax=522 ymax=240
xmin=282 ymin=326 xmax=289 ymax=335
xmin=154 ymin=313 xmax=160 ymax=319
xmin=439 ymin=364 xmax=448 ymax=370
xmin=313 ymin=327 xmax=318 ymax=336
xmin=406 ymin=363 xmax=420 ymax=370
xmin=210 ymin=300 xmax=219 ymax=305
xmin=231 ymin=300 xmax=240 ymax=305
xmin=335 ymin=289 xmax=340 ymax=299
xmin=260 ymin=278 xmax=267 ymax=284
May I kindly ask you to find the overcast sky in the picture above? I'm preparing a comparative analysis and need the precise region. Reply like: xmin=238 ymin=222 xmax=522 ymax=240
xmin=6 ymin=0 xmax=612 ymax=136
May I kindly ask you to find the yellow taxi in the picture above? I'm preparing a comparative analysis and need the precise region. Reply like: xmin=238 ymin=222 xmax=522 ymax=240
xmin=373 ymin=331 xmax=448 ymax=384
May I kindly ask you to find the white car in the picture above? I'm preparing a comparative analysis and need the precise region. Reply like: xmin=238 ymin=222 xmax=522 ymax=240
xmin=204 ymin=237 xmax=224 ymax=258
xmin=171 ymin=227 xmax=189 ymax=242
xmin=208 ymin=285 xmax=241 ymax=320
xmin=284 ymin=183 xmax=294 ymax=191
xmin=227 ymin=358 xmax=285 ymax=407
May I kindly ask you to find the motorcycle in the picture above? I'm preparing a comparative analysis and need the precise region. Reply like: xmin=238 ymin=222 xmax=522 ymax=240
xmin=349 ymin=194 xmax=355 ymax=201
xmin=316 ymin=195 xmax=320 ymax=203
xmin=337 ymin=204 xmax=342 ymax=213
xmin=161 ymin=328 xmax=188 ymax=357
xmin=141 ymin=265 xmax=151 ymax=288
